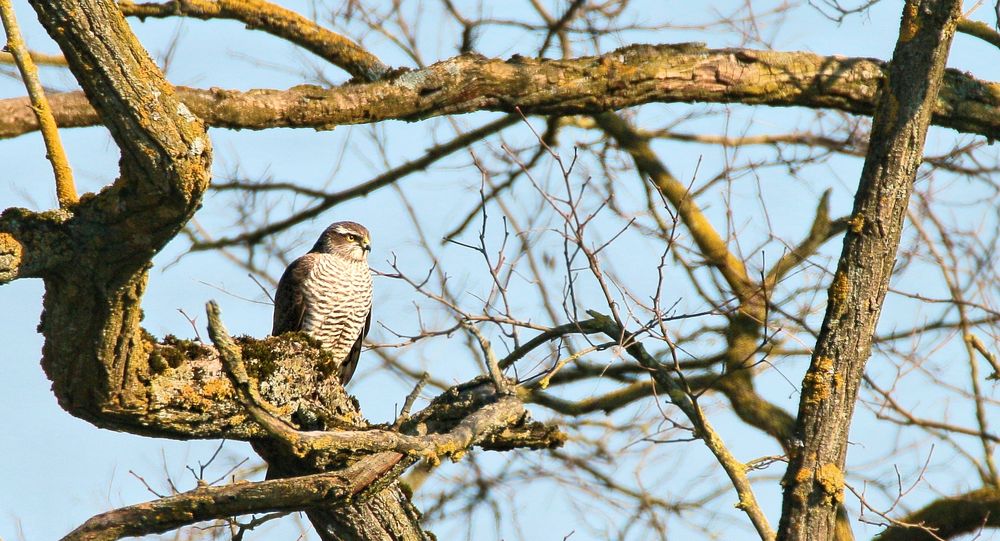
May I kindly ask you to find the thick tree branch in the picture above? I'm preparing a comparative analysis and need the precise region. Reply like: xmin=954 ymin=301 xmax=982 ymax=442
xmin=957 ymin=18 xmax=1000 ymax=49
xmin=13 ymin=0 xmax=212 ymax=425
xmin=3 ymin=2 xmax=991 ymax=539
xmin=0 ymin=207 xmax=73 ymax=284
xmin=28 ymin=0 xmax=210 ymax=194
xmin=178 ymin=300 xmax=562 ymax=541
xmin=777 ymin=2 xmax=963 ymax=540
xmin=119 ymin=0 xmax=388 ymax=81
xmin=873 ymin=487 xmax=1000 ymax=541
xmin=61 ymin=452 xmax=404 ymax=541
xmin=2 ymin=45 xmax=1000 ymax=141
xmin=205 ymin=301 xmax=562 ymax=461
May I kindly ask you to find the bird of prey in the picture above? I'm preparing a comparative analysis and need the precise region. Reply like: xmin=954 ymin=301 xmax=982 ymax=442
xmin=272 ymin=221 xmax=373 ymax=385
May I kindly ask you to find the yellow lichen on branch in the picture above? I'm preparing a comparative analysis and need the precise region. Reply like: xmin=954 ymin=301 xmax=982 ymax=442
xmin=801 ymin=356 xmax=835 ymax=405
xmin=0 ymin=0 xmax=77 ymax=208
xmin=816 ymin=463 xmax=845 ymax=505
xmin=788 ymin=459 xmax=845 ymax=505
xmin=847 ymin=213 xmax=865 ymax=234
xmin=899 ymin=1 xmax=922 ymax=42
xmin=829 ymin=271 xmax=851 ymax=318
xmin=778 ymin=0 xmax=964 ymax=538
xmin=0 ymin=231 xmax=23 ymax=282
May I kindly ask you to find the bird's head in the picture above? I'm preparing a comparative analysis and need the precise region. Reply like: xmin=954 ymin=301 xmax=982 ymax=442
xmin=312 ymin=221 xmax=371 ymax=262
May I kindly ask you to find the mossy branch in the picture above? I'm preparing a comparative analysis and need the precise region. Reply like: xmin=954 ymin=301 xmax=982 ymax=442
xmin=3 ymin=45 xmax=1000 ymax=141
xmin=957 ymin=18 xmax=1000 ymax=49
xmin=61 ymin=455 xmax=404 ymax=541
xmin=206 ymin=301 xmax=561 ymax=468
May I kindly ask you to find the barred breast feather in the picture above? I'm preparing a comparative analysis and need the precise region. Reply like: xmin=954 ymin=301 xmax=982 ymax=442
xmin=272 ymin=252 xmax=373 ymax=384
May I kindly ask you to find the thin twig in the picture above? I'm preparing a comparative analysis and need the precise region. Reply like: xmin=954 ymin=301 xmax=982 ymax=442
xmin=462 ymin=321 xmax=511 ymax=394
xmin=0 ymin=0 xmax=76 ymax=207
xmin=393 ymin=372 xmax=429 ymax=429
xmin=587 ymin=310 xmax=776 ymax=540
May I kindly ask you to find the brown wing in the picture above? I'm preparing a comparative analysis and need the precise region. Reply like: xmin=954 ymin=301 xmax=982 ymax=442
xmin=338 ymin=307 xmax=371 ymax=385
xmin=271 ymin=254 xmax=315 ymax=336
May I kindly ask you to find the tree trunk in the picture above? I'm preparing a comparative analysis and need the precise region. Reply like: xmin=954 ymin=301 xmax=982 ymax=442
xmin=776 ymin=1 xmax=963 ymax=539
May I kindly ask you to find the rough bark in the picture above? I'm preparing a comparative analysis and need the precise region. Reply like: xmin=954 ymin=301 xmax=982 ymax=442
xmin=55 ymin=326 xmax=560 ymax=540
xmin=2 ymin=44 xmax=1000 ymax=141
xmin=776 ymin=1 xmax=963 ymax=540
xmin=20 ymin=2 xmax=432 ymax=538
xmin=62 ymin=451 xmax=404 ymax=541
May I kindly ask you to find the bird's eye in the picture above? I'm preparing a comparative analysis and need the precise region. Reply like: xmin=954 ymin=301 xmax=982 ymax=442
xmin=345 ymin=234 xmax=356 ymax=241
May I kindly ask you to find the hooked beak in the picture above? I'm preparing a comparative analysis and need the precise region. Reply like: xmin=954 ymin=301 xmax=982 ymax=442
xmin=361 ymin=239 xmax=372 ymax=253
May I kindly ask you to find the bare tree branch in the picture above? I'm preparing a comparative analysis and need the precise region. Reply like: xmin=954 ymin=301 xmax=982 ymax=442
xmin=2 ymin=45 xmax=1000 ymax=141
xmin=119 ymin=0 xmax=389 ymax=81
xmin=0 ymin=0 xmax=76 ymax=206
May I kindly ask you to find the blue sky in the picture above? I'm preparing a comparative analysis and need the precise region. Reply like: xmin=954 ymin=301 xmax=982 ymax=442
xmin=2 ymin=1 xmax=999 ymax=540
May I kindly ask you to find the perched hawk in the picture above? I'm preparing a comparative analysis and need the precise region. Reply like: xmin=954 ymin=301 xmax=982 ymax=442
xmin=272 ymin=221 xmax=373 ymax=385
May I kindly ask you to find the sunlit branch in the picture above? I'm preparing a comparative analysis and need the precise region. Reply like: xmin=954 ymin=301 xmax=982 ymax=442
xmin=4 ymin=45 xmax=1000 ymax=140
xmin=119 ymin=0 xmax=388 ymax=81
xmin=0 ymin=0 xmax=76 ymax=207
xmin=62 ymin=456 xmax=403 ymax=541
xmin=0 ymin=48 xmax=66 ymax=66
